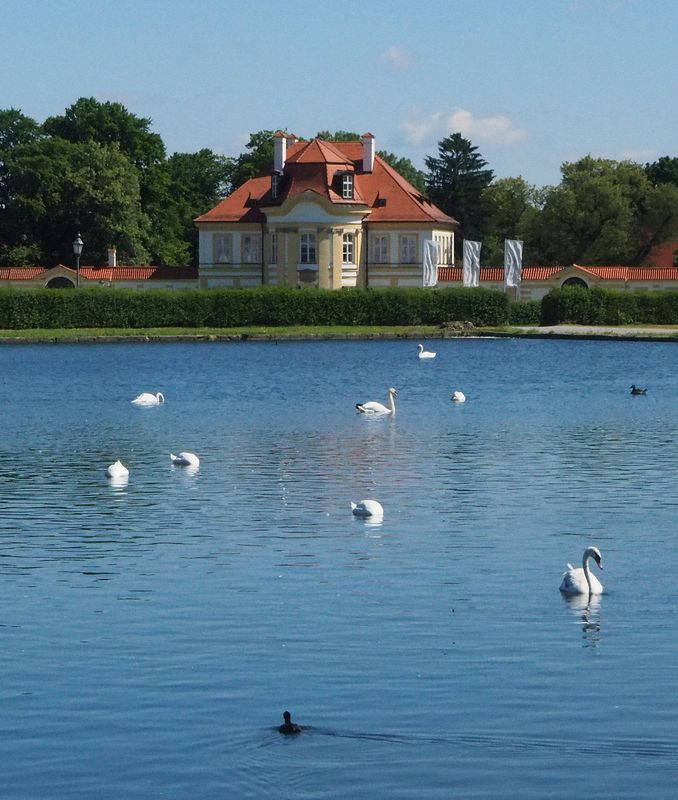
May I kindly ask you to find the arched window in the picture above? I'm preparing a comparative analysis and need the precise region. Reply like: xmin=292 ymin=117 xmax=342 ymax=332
xmin=562 ymin=277 xmax=588 ymax=289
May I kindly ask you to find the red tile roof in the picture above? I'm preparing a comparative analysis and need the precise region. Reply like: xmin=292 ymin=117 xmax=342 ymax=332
xmin=0 ymin=265 xmax=197 ymax=282
xmin=0 ymin=267 xmax=46 ymax=280
xmin=438 ymin=265 xmax=678 ymax=283
xmin=80 ymin=266 xmax=198 ymax=281
xmin=195 ymin=138 xmax=456 ymax=226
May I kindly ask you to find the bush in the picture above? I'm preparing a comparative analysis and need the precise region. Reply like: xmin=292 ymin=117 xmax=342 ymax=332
xmin=0 ymin=286 xmax=512 ymax=329
xmin=541 ymin=286 xmax=678 ymax=325
xmin=508 ymin=300 xmax=541 ymax=325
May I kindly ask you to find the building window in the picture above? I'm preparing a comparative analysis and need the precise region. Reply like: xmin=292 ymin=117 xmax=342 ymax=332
xmin=300 ymin=232 xmax=317 ymax=264
xmin=399 ymin=234 xmax=417 ymax=264
xmin=242 ymin=235 xmax=261 ymax=264
xmin=436 ymin=233 xmax=453 ymax=265
xmin=342 ymin=233 xmax=354 ymax=264
xmin=342 ymin=173 xmax=354 ymax=199
xmin=271 ymin=174 xmax=279 ymax=200
xmin=214 ymin=233 xmax=232 ymax=263
xmin=270 ymin=232 xmax=278 ymax=264
xmin=372 ymin=234 xmax=389 ymax=264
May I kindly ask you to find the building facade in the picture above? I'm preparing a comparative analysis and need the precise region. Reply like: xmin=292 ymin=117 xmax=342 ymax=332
xmin=195 ymin=133 xmax=457 ymax=290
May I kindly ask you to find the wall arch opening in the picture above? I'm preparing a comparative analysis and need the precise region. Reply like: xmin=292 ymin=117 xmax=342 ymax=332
xmin=562 ymin=277 xmax=589 ymax=289
xmin=46 ymin=277 xmax=75 ymax=289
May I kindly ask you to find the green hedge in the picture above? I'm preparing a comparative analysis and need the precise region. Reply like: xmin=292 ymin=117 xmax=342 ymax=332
xmin=541 ymin=286 xmax=678 ymax=325
xmin=0 ymin=286 xmax=510 ymax=329
xmin=508 ymin=300 xmax=541 ymax=325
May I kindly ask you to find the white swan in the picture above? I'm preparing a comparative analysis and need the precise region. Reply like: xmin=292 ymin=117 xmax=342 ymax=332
xmin=351 ymin=499 xmax=384 ymax=518
xmin=106 ymin=459 xmax=129 ymax=479
xmin=451 ymin=391 xmax=466 ymax=403
xmin=356 ymin=387 xmax=398 ymax=416
xmin=417 ymin=344 xmax=436 ymax=359
xmin=131 ymin=392 xmax=165 ymax=406
xmin=171 ymin=452 xmax=200 ymax=468
xmin=559 ymin=546 xmax=604 ymax=595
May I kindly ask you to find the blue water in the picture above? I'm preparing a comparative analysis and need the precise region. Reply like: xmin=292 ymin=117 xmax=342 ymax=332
xmin=1 ymin=338 xmax=677 ymax=798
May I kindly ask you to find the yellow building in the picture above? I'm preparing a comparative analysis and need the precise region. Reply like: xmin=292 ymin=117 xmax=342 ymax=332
xmin=195 ymin=132 xmax=457 ymax=290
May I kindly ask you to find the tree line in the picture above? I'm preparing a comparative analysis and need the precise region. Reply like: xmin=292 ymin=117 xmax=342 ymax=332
xmin=1 ymin=98 xmax=677 ymax=268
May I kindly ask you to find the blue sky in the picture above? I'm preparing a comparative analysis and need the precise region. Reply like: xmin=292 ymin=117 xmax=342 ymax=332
xmin=2 ymin=0 xmax=676 ymax=187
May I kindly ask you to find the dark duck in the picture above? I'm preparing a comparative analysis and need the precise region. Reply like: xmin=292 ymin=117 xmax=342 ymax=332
xmin=278 ymin=710 xmax=301 ymax=735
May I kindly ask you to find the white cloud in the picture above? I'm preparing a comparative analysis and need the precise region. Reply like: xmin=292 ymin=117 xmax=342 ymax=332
xmin=400 ymin=112 xmax=444 ymax=145
xmin=380 ymin=45 xmax=415 ymax=71
xmin=401 ymin=108 xmax=527 ymax=148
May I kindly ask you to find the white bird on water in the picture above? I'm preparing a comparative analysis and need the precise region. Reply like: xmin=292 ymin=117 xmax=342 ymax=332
xmin=171 ymin=452 xmax=200 ymax=468
xmin=559 ymin=546 xmax=604 ymax=595
xmin=451 ymin=391 xmax=466 ymax=403
xmin=131 ymin=392 xmax=165 ymax=406
xmin=417 ymin=344 xmax=436 ymax=359
xmin=356 ymin=387 xmax=398 ymax=416
xmin=351 ymin=499 xmax=384 ymax=518
xmin=106 ymin=460 xmax=129 ymax=479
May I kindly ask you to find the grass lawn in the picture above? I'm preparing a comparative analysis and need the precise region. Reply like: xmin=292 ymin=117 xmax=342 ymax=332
xmin=0 ymin=325 xmax=447 ymax=341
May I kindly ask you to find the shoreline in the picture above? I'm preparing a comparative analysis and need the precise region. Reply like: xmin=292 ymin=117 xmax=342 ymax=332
xmin=2 ymin=324 xmax=678 ymax=343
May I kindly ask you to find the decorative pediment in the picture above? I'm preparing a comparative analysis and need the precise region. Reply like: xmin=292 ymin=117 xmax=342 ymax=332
xmin=265 ymin=191 xmax=368 ymax=225
xmin=552 ymin=264 xmax=601 ymax=287
xmin=44 ymin=264 xmax=78 ymax=278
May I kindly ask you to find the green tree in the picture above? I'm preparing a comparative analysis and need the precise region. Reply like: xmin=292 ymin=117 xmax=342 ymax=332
xmin=43 ymin=97 xmax=165 ymax=170
xmin=0 ymin=108 xmax=42 ymax=152
xmin=2 ymin=137 xmax=150 ymax=265
xmin=479 ymin=177 xmax=544 ymax=264
xmin=149 ymin=149 xmax=233 ymax=265
xmin=0 ymin=109 xmax=42 ymax=224
xmin=632 ymin=181 xmax=678 ymax=263
xmin=315 ymin=130 xmax=361 ymax=141
xmin=530 ymin=157 xmax=678 ymax=265
xmin=424 ymin=133 xmax=494 ymax=238
xmin=646 ymin=156 xmax=678 ymax=187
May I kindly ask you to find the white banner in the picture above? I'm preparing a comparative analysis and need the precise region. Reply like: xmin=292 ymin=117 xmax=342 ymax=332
xmin=504 ymin=239 xmax=523 ymax=288
xmin=423 ymin=240 xmax=439 ymax=287
xmin=462 ymin=240 xmax=481 ymax=287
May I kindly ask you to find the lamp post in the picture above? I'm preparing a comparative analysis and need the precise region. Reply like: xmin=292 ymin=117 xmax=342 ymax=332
xmin=72 ymin=233 xmax=83 ymax=288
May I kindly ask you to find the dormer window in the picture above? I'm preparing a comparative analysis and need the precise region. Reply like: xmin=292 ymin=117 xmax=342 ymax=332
xmin=271 ymin=173 xmax=280 ymax=200
xmin=342 ymin=173 xmax=354 ymax=200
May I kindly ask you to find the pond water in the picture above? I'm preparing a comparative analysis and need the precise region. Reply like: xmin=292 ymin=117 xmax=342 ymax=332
xmin=1 ymin=338 xmax=677 ymax=799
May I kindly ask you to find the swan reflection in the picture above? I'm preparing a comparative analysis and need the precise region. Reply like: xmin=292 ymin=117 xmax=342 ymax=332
xmin=563 ymin=593 xmax=602 ymax=648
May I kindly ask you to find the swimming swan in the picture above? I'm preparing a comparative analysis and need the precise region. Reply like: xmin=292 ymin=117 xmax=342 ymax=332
xmin=106 ymin=459 xmax=129 ymax=479
xmin=559 ymin=546 xmax=604 ymax=595
xmin=417 ymin=344 xmax=436 ymax=359
xmin=630 ymin=385 xmax=647 ymax=395
xmin=451 ymin=391 xmax=466 ymax=403
xmin=171 ymin=452 xmax=200 ymax=468
xmin=351 ymin=499 xmax=384 ymax=518
xmin=356 ymin=387 xmax=398 ymax=415
xmin=131 ymin=392 xmax=165 ymax=406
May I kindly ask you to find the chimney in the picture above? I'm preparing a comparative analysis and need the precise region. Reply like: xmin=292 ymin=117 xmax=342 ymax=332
xmin=273 ymin=131 xmax=287 ymax=173
xmin=107 ymin=246 xmax=117 ymax=267
xmin=361 ymin=132 xmax=375 ymax=173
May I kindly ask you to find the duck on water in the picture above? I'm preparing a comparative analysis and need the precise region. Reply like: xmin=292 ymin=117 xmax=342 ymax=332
xmin=278 ymin=711 xmax=302 ymax=735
